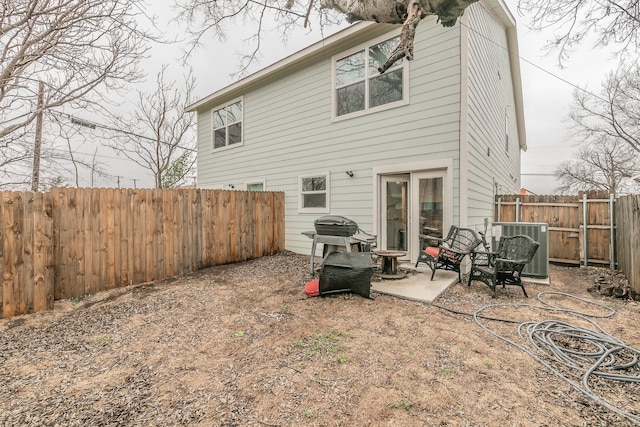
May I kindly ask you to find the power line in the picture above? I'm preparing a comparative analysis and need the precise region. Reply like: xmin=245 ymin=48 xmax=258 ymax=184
xmin=47 ymin=147 xmax=129 ymax=162
xmin=459 ymin=14 xmax=610 ymax=104
xmin=49 ymin=110 xmax=196 ymax=153
xmin=0 ymin=111 xmax=31 ymax=126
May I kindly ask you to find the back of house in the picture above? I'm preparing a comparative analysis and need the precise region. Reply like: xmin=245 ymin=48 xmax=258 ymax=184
xmin=187 ymin=0 xmax=526 ymax=264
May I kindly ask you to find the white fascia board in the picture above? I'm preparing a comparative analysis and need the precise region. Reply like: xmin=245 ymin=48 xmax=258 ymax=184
xmin=481 ymin=0 xmax=527 ymax=151
xmin=186 ymin=21 xmax=382 ymax=113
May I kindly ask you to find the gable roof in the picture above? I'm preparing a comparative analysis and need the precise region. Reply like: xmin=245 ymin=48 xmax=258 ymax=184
xmin=187 ymin=0 xmax=527 ymax=150
xmin=185 ymin=21 xmax=388 ymax=112
xmin=484 ymin=0 xmax=527 ymax=151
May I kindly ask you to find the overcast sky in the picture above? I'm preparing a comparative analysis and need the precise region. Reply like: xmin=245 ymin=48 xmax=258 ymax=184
xmin=500 ymin=1 xmax=618 ymax=195
xmin=100 ymin=0 xmax=618 ymax=192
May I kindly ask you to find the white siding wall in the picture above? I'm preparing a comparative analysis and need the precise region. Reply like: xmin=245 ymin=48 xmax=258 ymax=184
xmin=197 ymin=20 xmax=463 ymax=255
xmin=465 ymin=4 xmax=521 ymax=236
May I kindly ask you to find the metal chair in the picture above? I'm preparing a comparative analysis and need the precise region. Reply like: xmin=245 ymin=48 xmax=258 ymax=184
xmin=468 ymin=235 xmax=540 ymax=297
xmin=415 ymin=225 xmax=482 ymax=283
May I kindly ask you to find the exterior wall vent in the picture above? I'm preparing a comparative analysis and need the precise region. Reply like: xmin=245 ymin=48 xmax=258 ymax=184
xmin=491 ymin=222 xmax=549 ymax=278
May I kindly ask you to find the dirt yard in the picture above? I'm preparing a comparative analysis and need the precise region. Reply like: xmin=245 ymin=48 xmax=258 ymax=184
xmin=1 ymin=252 xmax=639 ymax=426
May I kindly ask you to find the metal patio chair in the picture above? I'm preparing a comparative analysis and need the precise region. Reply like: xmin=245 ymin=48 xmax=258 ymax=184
xmin=468 ymin=234 xmax=540 ymax=297
xmin=415 ymin=225 xmax=482 ymax=283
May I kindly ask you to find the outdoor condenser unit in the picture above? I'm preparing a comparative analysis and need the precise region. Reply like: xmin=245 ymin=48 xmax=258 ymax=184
xmin=491 ymin=222 xmax=549 ymax=278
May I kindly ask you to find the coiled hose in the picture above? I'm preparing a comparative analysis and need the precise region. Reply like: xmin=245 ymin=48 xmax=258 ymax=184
xmin=439 ymin=292 xmax=640 ymax=424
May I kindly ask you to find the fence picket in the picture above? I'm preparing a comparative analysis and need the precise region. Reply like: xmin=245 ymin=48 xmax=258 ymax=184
xmin=0 ymin=186 xmax=277 ymax=319
xmin=22 ymin=192 xmax=34 ymax=314
xmin=33 ymin=192 xmax=54 ymax=312
xmin=616 ymin=195 xmax=640 ymax=293
xmin=88 ymin=189 xmax=100 ymax=295
xmin=2 ymin=191 xmax=16 ymax=317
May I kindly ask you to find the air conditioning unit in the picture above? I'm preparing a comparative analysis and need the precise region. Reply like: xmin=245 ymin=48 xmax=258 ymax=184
xmin=491 ymin=222 xmax=549 ymax=279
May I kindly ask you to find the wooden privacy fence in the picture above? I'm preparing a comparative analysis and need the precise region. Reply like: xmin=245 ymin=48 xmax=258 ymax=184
xmin=615 ymin=194 xmax=640 ymax=294
xmin=495 ymin=191 xmax=639 ymax=293
xmin=495 ymin=191 xmax=614 ymax=267
xmin=1 ymin=188 xmax=285 ymax=319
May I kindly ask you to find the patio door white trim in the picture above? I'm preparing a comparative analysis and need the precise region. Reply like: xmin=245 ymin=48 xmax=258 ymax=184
xmin=380 ymin=174 xmax=410 ymax=251
xmin=409 ymin=170 xmax=451 ymax=264
xmin=372 ymin=159 xmax=453 ymax=263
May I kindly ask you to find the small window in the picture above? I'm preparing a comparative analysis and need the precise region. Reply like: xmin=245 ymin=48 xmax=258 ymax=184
xmin=212 ymin=99 xmax=243 ymax=150
xmin=334 ymin=34 xmax=406 ymax=119
xmin=245 ymin=180 xmax=265 ymax=191
xmin=299 ymin=173 xmax=330 ymax=213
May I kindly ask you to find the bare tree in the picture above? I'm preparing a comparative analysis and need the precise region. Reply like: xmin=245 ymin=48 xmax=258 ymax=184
xmin=555 ymin=138 xmax=640 ymax=195
xmin=556 ymin=60 xmax=640 ymax=195
xmin=52 ymin=115 xmax=112 ymax=188
xmin=109 ymin=65 xmax=196 ymax=188
xmin=570 ymin=61 xmax=640 ymax=154
xmin=0 ymin=0 xmax=153 ymax=188
xmin=0 ymin=113 xmax=111 ymax=190
xmin=176 ymin=0 xmax=479 ymax=75
xmin=516 ymin=0 xmax=640 ymax=65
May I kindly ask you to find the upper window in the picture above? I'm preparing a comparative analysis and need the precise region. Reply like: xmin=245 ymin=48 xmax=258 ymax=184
xmin=299 ymin=173 xmax=330 ymax=213
xmin=334 ymin=35 xmax=406 ymax=118
xmin=212 ymin=99 xmax=243 ymax=150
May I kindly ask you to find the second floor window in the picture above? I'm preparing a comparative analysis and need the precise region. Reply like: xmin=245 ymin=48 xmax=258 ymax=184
xmin=212 ymin=99 xmax=243 ymax=150
xmin=334 ymin=35 xmax=406 ymax=118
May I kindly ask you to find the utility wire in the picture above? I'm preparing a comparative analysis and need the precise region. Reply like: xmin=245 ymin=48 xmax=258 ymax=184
xmin=459 ymin=12 xmax=610 ymax=105
xmin=0 ymin=112 xmax=31 ymax=126
xmin=49 ymin=110 xmax=196 ymax=153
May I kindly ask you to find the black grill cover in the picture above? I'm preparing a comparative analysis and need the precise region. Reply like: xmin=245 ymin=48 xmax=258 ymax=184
xmin=314 ymin=215 xmax=359 ymax=236
xmin=318 ymin=252 xmax=373 ymax=298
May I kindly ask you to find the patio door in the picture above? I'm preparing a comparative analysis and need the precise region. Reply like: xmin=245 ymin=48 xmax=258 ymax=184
xmin=410 ymin=171 xmax=446 ymax=244
xmin=379 ymin=170 xmax=447 ymax=261
xmin=381 ymin=175 xmax=409 ymax=251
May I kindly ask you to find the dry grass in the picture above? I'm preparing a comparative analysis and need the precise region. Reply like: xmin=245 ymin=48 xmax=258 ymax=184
xmin=1 ymin=252 xmax=638 ymax=426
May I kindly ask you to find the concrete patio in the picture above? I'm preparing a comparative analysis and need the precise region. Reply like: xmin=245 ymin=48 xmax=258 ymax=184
xmin=371 ymin=263 xmax=459 ymax=304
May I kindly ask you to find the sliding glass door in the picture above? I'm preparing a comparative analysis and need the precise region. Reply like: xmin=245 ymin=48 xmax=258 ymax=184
xmin=381 ymin=175 xmax=409 ymax=251
xmin=379 ymin=170 xmax=447 ymax=261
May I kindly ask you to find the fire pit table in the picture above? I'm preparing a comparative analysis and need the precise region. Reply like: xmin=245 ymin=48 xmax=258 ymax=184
xmin=373 ymin=249 xmax=407 ymax=279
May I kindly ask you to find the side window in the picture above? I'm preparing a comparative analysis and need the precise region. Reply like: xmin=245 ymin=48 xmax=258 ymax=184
xmin=298 ymin=173 xmax=330 ymax=213
xmin=245 ymin=180 xmax=265 ymax=191
xmin=334 ymin=34 xmax=406 ymax=119
xmin=212 ymin=99 xmax=243 ymax=150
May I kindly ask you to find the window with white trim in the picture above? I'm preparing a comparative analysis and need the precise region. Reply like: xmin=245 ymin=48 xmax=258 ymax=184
xmin=245 ymin=180 xmax=265 ymax=191
xmin=334 ymin=35 xmax=406 ymax=118
xmin=212 ymin=99 xmax=243 ymax=150
xmin=299 ymin=173 xmax=330 ymax=213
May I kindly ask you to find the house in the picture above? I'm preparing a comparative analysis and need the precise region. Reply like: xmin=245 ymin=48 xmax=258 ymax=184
xmin=186 ymin=0 xmax=526 ymax=264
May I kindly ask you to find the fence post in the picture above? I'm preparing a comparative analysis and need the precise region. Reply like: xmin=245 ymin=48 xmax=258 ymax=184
xmin=582 ymin=193 xmax=588 ymax=268
xmin=515 ymin=197 xmax=521 ymax=223
xmin=609 ymin=193 xmax=615 ymax=270
xmin=497 ymin=197 xmax=501 ymax=222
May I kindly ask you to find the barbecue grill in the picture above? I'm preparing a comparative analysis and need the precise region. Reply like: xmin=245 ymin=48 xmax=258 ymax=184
xmin=314 ymin=215 xmax=359 ymax=236
xmin=302 ymin=215 xmax=377 ymax=275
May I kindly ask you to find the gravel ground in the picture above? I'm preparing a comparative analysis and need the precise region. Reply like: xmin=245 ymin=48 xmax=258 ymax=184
xmin=1 ymin=251 xmax=639 ymax=426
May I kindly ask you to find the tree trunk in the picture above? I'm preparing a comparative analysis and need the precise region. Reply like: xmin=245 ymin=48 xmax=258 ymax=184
xmin=321 ymin=0 xmax=478 ymax=73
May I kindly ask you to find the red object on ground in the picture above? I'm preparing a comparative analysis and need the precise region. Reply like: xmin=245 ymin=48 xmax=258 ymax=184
xmin=305 ymin=279 xmax=319 ymax=297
